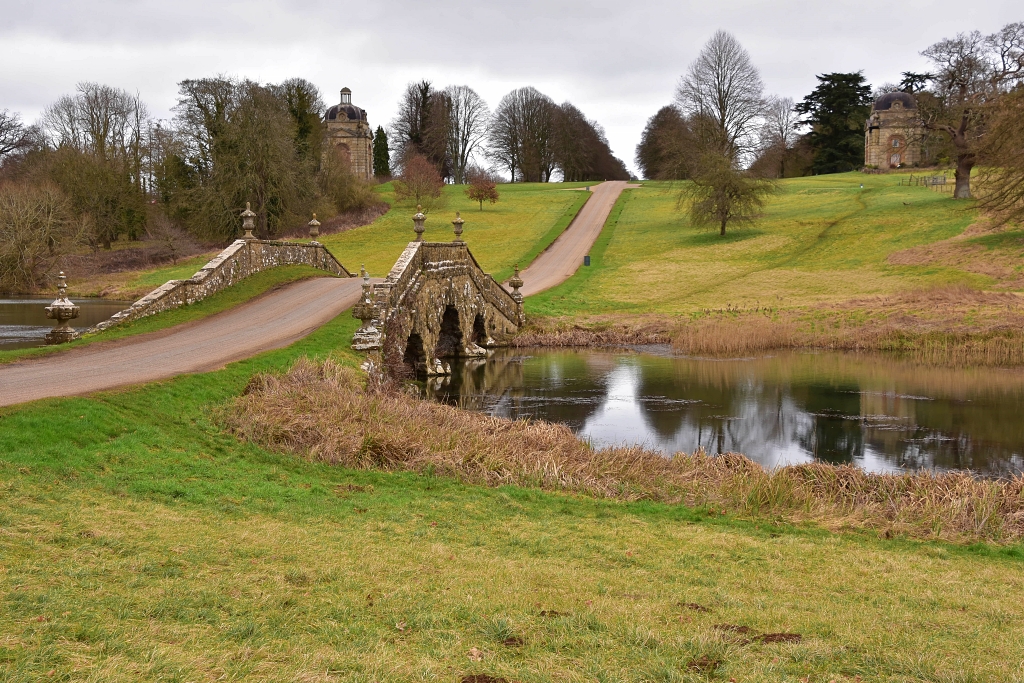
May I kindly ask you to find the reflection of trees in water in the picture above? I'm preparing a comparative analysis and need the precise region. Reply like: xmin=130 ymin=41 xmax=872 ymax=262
xmin=426 ymin=348 xmax=1024 ymax=476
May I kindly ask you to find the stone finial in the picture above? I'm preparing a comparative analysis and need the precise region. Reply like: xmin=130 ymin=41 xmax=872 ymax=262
xmin=412 ymin=205 xmax=426 ymax=241
xmin=351 ymin=264 xmax=382 ymax=351
xmin=452 ymin=211 xmax=464 ymax=244
xmin=509 ymin=264 xmax=524 ymax=305
xmin=241 ymin=202 xmax=257 ymax=240
xmin=44 ymin=271 xmax=81 ymax=345
xmin=308 ymin=213 xmax=321 ymax=240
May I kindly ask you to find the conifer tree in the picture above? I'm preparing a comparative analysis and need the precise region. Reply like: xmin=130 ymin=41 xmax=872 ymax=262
xmin=372 ymin=126 xmax=391 ymax=178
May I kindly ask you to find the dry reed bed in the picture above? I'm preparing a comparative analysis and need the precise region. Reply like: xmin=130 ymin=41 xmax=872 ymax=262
xmin=227 ymin=358 xmax=1024 ymax=544
xmin=520 ymin=287 xmax=1024 ymax=366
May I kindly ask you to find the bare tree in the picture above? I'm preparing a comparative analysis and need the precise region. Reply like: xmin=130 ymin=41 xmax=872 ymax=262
xmin=393 ymin=153 xmax=444 ymax=207
xmin=977 ymin=88 xmax=1024 ymax=224
xmin=389 ymin=81 xmax=449 ymax=177
xmin=488 ymin=87 xmax=556 ymax=182
xmin=921 ymin=22 xmax=1024 ymax=198
xmin=757 ymin=96 xmax=800 ymax=177
xmin=0 ymin=110 xmax=30 ymax=162
xmin=0 ymin=182 xmax=85 ymax=292
xmin=42 ymin=82 xmax=149 ymax=189
xmin=635 ymin=106 xmax=695 ymax=180
xmin=443 ymin=85 xmax=489 ymax=184
xmin=675 ymin=30 xmax=766 ymax=161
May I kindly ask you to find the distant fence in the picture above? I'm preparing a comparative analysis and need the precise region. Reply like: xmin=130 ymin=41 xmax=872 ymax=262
xmin=88 ymin=239 xmax=350 ymax=334
xmin=898 ymin=174 xmax=953 ymax=193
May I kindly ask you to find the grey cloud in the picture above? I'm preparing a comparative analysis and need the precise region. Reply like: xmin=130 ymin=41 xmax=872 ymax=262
xmin=1 ymin=0 xmax=1019 ymax=174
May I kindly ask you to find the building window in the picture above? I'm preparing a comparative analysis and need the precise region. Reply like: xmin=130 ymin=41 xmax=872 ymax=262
xmin=892 ymin=139 xmax=901 ymax=148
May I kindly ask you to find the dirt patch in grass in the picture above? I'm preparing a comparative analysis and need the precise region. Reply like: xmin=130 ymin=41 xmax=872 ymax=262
xmin=227 ymin=358 xmax=1024 ymax=544
xmin=887 ymin=222 xmax=1024 ymax=290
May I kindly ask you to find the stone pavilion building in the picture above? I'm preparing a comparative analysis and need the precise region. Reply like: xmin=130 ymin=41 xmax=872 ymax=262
xmin=864 ymin=92 xmax=923 ymax=169
xmin=326 ymin=87 xmax=374 ymax=180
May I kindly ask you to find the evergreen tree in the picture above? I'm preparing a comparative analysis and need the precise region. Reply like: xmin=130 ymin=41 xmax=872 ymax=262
xmin=373 ymin=126 xmax=391 ymax=178
xmin=795 ymin=73 xmax=873 ymax=174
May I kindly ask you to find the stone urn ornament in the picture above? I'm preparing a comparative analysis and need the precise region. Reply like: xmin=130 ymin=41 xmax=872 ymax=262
xmin=412 ymin=205 xmax=426 ymax=241
xmin=308 ymin=213 xmax=321 ymax=243
xmin=44 ymin=271 xmax=81 ymax=344
xmin=241 ymin=202 xmax=257 ymax=240
xmin=508 ymin=264 xmax=524 ymax=305
xmin=351 ymin=265 xmax=382 ymax=350
xmin=452 ymin=211 xmax=465 ymax=244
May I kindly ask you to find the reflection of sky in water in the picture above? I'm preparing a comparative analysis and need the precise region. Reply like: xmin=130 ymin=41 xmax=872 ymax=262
xmin=429 ymin=349 xmax=1024 ymax=476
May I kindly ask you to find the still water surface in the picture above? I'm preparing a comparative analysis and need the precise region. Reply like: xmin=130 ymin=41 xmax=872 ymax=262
xmin=0 ymin=296 xmax=129 ymax=349
xmin=425 ymin=347 xmax=1024 ymax=476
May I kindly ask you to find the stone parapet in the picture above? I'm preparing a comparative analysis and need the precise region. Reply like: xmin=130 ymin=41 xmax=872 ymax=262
xmin=89 ymin=240 xmax=350 ymax=333
xmin=366 ymin=240 xmax=524 ymax=374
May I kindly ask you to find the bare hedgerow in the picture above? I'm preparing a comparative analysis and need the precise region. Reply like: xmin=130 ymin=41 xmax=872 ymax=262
xmin=227 ymin=358 xmax=1024 ymax=544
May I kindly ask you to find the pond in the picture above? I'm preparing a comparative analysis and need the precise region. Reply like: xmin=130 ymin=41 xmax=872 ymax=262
xmin=423 ymin=347 xmax=1024 ymax=477
xmin=0 ymin=296 xmax=130 ymax=349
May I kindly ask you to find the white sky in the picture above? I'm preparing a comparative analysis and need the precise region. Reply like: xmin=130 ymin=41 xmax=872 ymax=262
xmin=1 ymin=0 xmax=1018 ymax=175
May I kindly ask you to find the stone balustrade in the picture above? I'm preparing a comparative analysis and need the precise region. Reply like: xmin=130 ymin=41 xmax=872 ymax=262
xmin=89 ymin=239 xmax=350 ymax=333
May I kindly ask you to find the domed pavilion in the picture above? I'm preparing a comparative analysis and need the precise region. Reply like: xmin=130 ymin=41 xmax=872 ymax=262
xmin=864 ymin=92 xmax=923 ymax=169
xmin=326 ymin=87 xmax=373 ymax=180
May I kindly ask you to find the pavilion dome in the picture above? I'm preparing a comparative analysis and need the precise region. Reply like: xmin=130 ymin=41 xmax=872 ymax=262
xmin=872 ymin=92 xmax=917 ymax=111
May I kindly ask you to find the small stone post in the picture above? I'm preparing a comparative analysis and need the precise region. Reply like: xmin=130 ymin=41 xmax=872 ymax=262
xmin=241 ymin=202 xmax=257 ymax=240
xmin=452 ymin=211 xmax=464 ymax=244
xmin=308 ymin=213 xmax=321 ymax=242
xmin=508 ymin=264 xmax=524 ymax=305
xmin=412 ymin=205 xmax=426 ymax=241
xmin=44 ymin=271 xmax=81 ymax=345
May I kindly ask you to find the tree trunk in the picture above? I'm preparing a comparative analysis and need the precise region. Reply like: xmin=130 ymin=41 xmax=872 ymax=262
xmin=954 ymin=153 xmax=974 ymax=199
xmin=720 ymin=219 xmax=727 ymax=236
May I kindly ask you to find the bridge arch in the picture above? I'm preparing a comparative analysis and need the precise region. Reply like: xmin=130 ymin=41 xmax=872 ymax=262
xmin=355 ymin=240 xmax=523 ymax=376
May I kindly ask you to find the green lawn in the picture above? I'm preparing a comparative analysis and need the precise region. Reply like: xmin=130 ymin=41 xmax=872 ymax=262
xmin=1 ymin=314 xmax=1023 ymax=681
xmin=528 ymin=173 xmax=998 ymax=317
xmin=322 ymin=183 xmax=591 ymax=282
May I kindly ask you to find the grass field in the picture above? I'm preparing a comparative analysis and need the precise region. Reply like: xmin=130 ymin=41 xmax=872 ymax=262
xmin=322 ymin=182 xmax=590 ymax=282
xmin=2 ymin=314 xmax=1023 ymax=682
xmin=528 ymin=172 xmax=1024 ymax=317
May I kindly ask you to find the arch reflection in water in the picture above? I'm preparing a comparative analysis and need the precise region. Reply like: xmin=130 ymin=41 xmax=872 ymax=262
xmin=424 ymin=348 xmax=1024 ymax=476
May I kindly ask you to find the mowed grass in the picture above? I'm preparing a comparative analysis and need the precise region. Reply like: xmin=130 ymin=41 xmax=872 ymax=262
xmin=528 ymin=173 xmax=987 ymax=317
xmin=1 ymin=315 xmax=1024 ymax=681
xmin=323 ymin=182 xmax=590 ymax=282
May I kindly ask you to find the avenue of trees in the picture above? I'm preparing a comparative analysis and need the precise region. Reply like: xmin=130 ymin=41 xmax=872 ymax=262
xmin=387 ymin=81 xmax=629 ymax=184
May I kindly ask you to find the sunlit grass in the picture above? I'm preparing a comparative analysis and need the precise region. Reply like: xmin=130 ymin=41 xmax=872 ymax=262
xmin=528 ymin=172 xmax=986 ymax=316
xmin=323 ymin=182 xmax=590 ymax=281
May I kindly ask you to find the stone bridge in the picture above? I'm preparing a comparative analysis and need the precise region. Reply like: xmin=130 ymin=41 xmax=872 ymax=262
xmin=352 ymin=209 xmax=524 ymax=376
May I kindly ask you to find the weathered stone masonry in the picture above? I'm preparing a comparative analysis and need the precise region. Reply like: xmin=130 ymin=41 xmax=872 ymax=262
xmin=90 ymin=239 xmax=350 ymax=333
xmin=363 ymin=240 xmax=524 ymax=375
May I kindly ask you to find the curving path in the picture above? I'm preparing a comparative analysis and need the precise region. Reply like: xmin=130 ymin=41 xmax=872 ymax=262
xmin=514 ymin=180 xmax=639 ymax=297
xmin=0 ymin=277 xmax=364 ymax=407
xmin=1 ymin=181 xmax=636 ymax=407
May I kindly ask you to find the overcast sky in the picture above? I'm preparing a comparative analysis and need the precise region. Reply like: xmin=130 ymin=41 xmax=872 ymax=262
xmin=1 ymin=0 xmax=1018 ymax=175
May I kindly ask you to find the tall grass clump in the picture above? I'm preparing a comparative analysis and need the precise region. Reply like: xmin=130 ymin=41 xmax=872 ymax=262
xmin=228 ymin=358 xmax=1024 ymax=544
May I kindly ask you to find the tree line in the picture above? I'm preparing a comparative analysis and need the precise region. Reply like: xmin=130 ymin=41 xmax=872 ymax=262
xmin=386 ymin=81 xmax=630 ymax=184
xmin=0 ymin=78 xmax=378 ymax=292
xmin=636 ymin=22 xmax=1024 ymax=204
